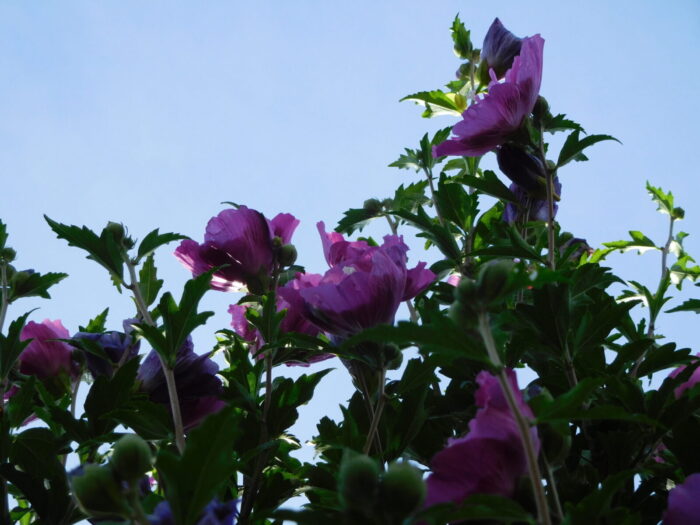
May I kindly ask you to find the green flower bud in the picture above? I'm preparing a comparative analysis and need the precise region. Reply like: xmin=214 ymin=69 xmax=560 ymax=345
xmin=277 ymin=244 xmax=298 ymax=267
xmin=105 ymin=222 xmax=125 ymax=242
xmin=476 ymin=259 xmax=518 ymax=307
xmin=0 ymin=247 xmax=16 ymax=263
xmin=673 ymin=207 xmax=685 ymax=220
xmin=110 ymin=434 xmax=152 ymax=483
xmin=532 ymin=96 xmax=551 ymax=125
xmin=381 ymin=198 xmax=394 ymax=209
xmin=454 ymin=277 xmax=478 ymax=304
xmin=338 ymin=453 xmax=380 ymax=512
xmin=448 ymin=301 xmax=472 ymax=326
xmin=384 ymin=344 xmax=403 ymax=370
xmin=71 ymin=464 xmax=129 ymax=518
xmin=379 ymin=462 xmax=425 ymax=519
xmin=363 ymin=198 xmax=383 ymax=216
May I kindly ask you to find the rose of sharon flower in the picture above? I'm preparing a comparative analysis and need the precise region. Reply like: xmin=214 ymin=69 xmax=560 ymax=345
xmin=174 ymin=206 xmax=299 ymax=293
xmin=425 ymin=370 xmax=539 ymax=508
xmin=73 ymin=326 xmax=140 ymax=379
xmin=669 ymin=354 xmax=700 ymax=398
xmin=434 ymin=31 xmax=545 ymax=158
xmin=663 ymin=473 xmax=700 ymax=525
xmin=278 ymin=224 xmax=435 ymax=339
xmin=228 ymin=274 xmax=333 ymax=366
xmin=19 ymin=319 xmax=79 ymax=382
xmin=137 ymin=337 xmax=225 ymax=431
xmin=481 ymin=18 xmax=523 ymax=80
xmin=503 ymin=178 xmax=561 ymax=224
xmin=149 ymin=498 xmax=238 ymax=525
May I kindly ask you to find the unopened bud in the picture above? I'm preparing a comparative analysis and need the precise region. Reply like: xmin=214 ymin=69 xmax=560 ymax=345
xmin=277 ymin=244 xmax=298 ymax=267
xmin=0 ymin=247 xmax=16 ymax=263
xmin=476 ymin=260 xmax=517 ymax=307
xmin=363 ymin=198 xmax=383 ymax=216
xmin=673 ymin=207 xmax=685 ymax=220
xmin=110 ymin=434 xmax=152 ymax=483
xmin=339 ymin=454 xmax=379 ymax=512
xmin=71 ymin=464 xmax=129 ymax=518
xmin=379 ymin=462 xmax=425 ymax=518
xmin=532 ymin=96 xmax=551 ymax=125
xmin=383 ymin=344 xmax=403 ymax=370
xmin=105 ymin=222 xmax=125 ymax=242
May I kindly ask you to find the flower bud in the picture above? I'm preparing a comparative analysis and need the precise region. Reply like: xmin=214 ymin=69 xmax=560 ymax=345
xmin=481 ymin=18 xmax=523 ymax=80
xmin=71 ymin=464 xmax=129 ymax=518
xmin=110 ymin=434 xmax=152 ymax=483
xmin=277 ymin=244 xmax=298 ymax=267
xmin=338 ymin=453 xmax=379 ymax=512
xmin=496 ymin=144 xmax=546 ymax=195
xmin=105 ymin=222 xmax=125 ymax=242
xmin=673 ymin=207 xmax=685 ymax=220
xmin=454 ymin=277 xmax=478 ymax=304
xmin=383 ymin=344 xmax=403 ymax=370
xmin=532 ymin=96 xmax=551 ymax=125
xmin=476 ymin=260 xmax=518 ymax=307
xmin=455 ymin=62 xmax=473 ymax=80
xmin=0 ymin=247 xmax=16 ymax=263
xmin=379 ymin=462 xmax=425 ymax=519
xmin=448 ymin=301 xmax=472 ymax=326
xmin=363 ymin=198 xmax=383 ymax=215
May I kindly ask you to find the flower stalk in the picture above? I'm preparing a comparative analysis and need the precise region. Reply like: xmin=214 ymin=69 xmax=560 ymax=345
xmin=477 ymin=312 xmax=551 ymax=525
xmin=126 ymin=259 xmax=186 ymax=454
xmin=0 ymin=263 xmax=8 ymax=334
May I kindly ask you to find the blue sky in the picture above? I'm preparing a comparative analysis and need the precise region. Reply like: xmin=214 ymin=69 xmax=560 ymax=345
xmin=1 ymin=0 xmax=699 ymax=481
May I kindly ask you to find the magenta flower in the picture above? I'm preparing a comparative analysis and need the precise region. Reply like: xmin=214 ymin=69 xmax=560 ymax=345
xmin=278 ymin=224 xmax=435 ymax=338
xmin=425 ymin=370 xmax=539 ymax=508
xmin=663 ymin=473 xmax=700 ymax=525
xmin=137 ymin=337 xmax=224 ymax=431
xmin=668 ymin=354 xmax=700 ymax=398
xmin=174 ymin=206 xmax=299 ymax=293
xmin=433 ymin=33 xmax=544 ymax=158
xmin=481 ymin=18 xmax=523 ymax=80
xmin=503 ymin=177 xmax=561 ymax=224
xmin=228 ymin=274 xmax=333 ymax=366
xmin=19 ymin=319 xmax=78 ymax=382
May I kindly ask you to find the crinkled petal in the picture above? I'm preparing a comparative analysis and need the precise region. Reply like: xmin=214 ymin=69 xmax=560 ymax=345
xmin=402 ymin=262 xmax=435 ymax=301
xmin=268 ymin=213 xmax=300 ymax=244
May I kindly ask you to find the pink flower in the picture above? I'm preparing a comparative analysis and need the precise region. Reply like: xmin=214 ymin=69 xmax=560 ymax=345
xmin=433 ymin=34 xmax=544 ymax=157
xmin=19 ymin=319 xmax=78 ymax=382
xmin=174 ymin=206 xmax=299 ymax=293
xmin=425 ymin=370 xmax=539 ymax=507
xmin=669 ymin=353 xmax=700 ymax=398
xmin=664 ymin=473 xmax=700 ymax=524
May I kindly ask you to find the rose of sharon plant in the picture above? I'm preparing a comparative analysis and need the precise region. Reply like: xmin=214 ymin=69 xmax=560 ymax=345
xmin=19 ymin=319 xmax=78 ymax=386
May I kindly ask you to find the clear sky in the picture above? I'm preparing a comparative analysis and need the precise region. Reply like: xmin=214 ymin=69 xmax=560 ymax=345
xmin=1 ymin=0 xmax=699 ymax=485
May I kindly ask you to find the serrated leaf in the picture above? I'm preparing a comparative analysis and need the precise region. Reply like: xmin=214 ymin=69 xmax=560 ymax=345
xmin=400 ymin=90 xmax=463 ymax=118
xmin=456 ymin=170 xmax=519 ymax=203
xmin=8 ymin=271 xmax=68 ymax=303
xmin=392 ymin=181 xmax=429 ymax=211
xmin=80 ymin=307 xmax=109 ymax=333
xmin=137 ymin=229 xmax=188 ymax=261
xmin=535 ymin=377 xmax=603 ymax=422
xmin=390 ymin=207 xmax=461 ymax=260
xmin=0 ymin=219 xmax=7 ymax=249
xmin=557 ymin=130 xmax=620 ymax=167
xmin=157 ymin=407 xmax=240 ymax=525
xmin=450 ymin=14 xmax=472 ymax=58
xmin=543 ymin=113 xmax=584 ymax=134
xmin=44 ymin=216 xmax=125 ymax=282
xmin=645 ymin=181 xmax=675 ymax=216
xmin=139 ymin=253 xmax=164 ymax=307
xmin=667 ymin=298 xmax=700 ymax=314
xmin=0 ymin=312 xmax=32 ymax=380
xmin=335 ymin=208 xmax=377 ymax=235
xmin=603 ymin=231 xmax=658 ymax=255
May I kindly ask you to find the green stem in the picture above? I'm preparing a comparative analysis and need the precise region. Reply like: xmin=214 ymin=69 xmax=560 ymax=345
xmin=363 ymin=368 xmax=387 ymax=455
xmin=0 ymin=264 xmax=8 ymax=335
xmin=478 ymin=313 xmax=552 ymax=525
xmin=424 ymin=166 xmax=445 ymax=226
xmin=127 ymin=483 xmax=150 ymax=525
xmin=126 ymin=260 xmax=186 ymax=454
xmin=538 ymin=124 xmax=556 ymax=270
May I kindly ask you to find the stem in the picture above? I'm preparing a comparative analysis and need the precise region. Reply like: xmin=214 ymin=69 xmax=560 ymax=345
xmin=127 ymin=483 xmax=150 ymax=525
xmin=538 ymin=124 xmax=556 ymax=270
xmin=126 ymin=260 xmax=186 ymax=454
xmin=544 ymin=458 xmax=564 ymax=521
xmin=478 ymin=313 xmax=551 ymax=525
xmin=363 ymin=368 xmax=387 ymax=455
xmin=424 ymin=167 xmax=445 ymax=226
xmin=0 ymin=264 xmax=8 ymax=334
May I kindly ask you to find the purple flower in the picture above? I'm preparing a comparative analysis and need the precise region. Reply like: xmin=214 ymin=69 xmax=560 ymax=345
xmin=425 ymin=370 xmax=539 ymax=508
xmin=434 ymin=33 xmax=544 ymax=158
xmin=73 ymin=327 xmax=140 ymax=378
xmin=496 ymin=143 xmax=546 ymax=194
xmin=229 ymin=275 xmax=333 ymax=366
xmin=174 ymin=207 xmax=299 ymax=293
xmin=663 ymin=473 xmax=700 ymax=525
xmin=503 ymin=178 xmax=561 ymax=224
xmin=149 ymin=499 xmax=238 ymax=525
xmin=19 ymin=319 xmax=78 ymax=382
xmin=669 ymin=354 xmax=700 ymax=398
xmin=278 ymin=224 xmax=435 ymax=338
xmin=137 ymin=338 xmax=225 ymax=431
xmin=481 ymin=18 xmax=523 ymax=80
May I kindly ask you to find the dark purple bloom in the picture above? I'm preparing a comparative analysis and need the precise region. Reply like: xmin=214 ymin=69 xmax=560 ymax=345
xmin=425 ymin=370 xmax=539 ymax=508
xmin=669 ymin=354 xmax=700 ymax=398
xmin=503 ymin=178 xmax=561 ymax=224
xmin=663 ymin=473 xmax=700 ymax=525
xmin=481 ymin=18 xmax=523 ymax=80
xmin=149 ymin=499 xmax=238 ymax=525
xmin=19 ymin=319 xmax=78 ymax=382
xmin=559 ymin=237 xmax=593 ymax=261
xmin=434 ymin=34 xmax=544 ymax=157
xmin=496 ymin=143 xmax=546 ymax=194
xmin=73 ymin=328 xmax=140 ymax=378
xmin=278 ymin=224 xmax=435 ymax=338
xmin=229 ymin=274 xmax=333 ymax=366
xmin=174 ymin=207 xmax=299 ymax=293
xmin=137 ymin=338 xmax=225 ymax=431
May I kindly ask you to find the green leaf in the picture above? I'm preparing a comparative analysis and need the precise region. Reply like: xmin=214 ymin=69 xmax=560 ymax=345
xmin=450 ymin=14 xmax=472 ymax=58
xmin=400 ymin=90 xmax=464 ymax=118
xmin=603 ymin=231 xmax=658 ymax=255
xmin=0 ymin=312 xmax=32 ymax=380
xmin=667 ymin=298 xmax=700 ymax=314
xmin=456 ymin=170 xmax=519 ymax=203
xmin=0 ymin=219 xmax=7 ymax=249
xmin=44 ymin=216 xmax=125 ymax=283
xmin=392 ymin=181 xmax=429 ymax=211
xmin=157 ymin=407 xmax=240 ymax=525
xmin=139 ymin=253 xmax=164 ymax=307
xmin=434 ymin=173 xmax=476 ymax=231
xmin=390 ymin=207 xmax=461 ymax=261
xmin=80 ymin=307 xmax=109 ymax=333
xmin=645 ymin=181 xmax=676 ymax=217
xmin=84 ymin=357 xmax=140 ymax=434
xmin=557 ymin=130 xmax=620 ymax=167
xmin=534 ymin=377 xmax=604 ymax=422
xmin=335 ymin=207 xmax=377 ymax=235
xmin=136 ymin=228 xmax=187 ymax=261
xmin=670 ymin=255 xmax=700 ymax=287
xmin=416 ymin=495 xmax=534 ymax=524
xmin=7 ymin=271 xmax=68 ymax=303
xmin=542 ymin=113 xmax=584 ymax=134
